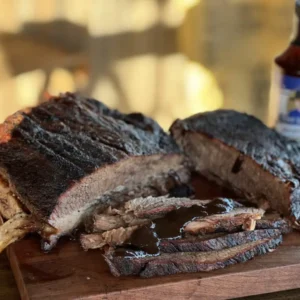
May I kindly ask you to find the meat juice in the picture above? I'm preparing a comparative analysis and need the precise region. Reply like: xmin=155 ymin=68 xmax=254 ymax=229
xmin=114 ymin=200 xmax=231 ymax=257
xmin=270 ymin=0 xmax=300 ymax=140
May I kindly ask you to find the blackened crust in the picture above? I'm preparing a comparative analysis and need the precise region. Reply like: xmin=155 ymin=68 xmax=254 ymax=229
xmin=170 ymin=110 xmax=300 ymax=220
xmin=0 ymin=93 xmax=180 ymax=220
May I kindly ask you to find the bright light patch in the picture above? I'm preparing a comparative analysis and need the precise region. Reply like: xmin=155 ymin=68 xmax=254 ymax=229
xmin=185 ymin=62 xmax=223 ymax=114
xmin=92 ymin=77 xmax=119 ymax=108
xmin=178 ymin=0 xmax=201 ymax=10
xmin=15 ymin=69 xmax=45 ymax=107
xmin=48 ymin=68 xmax=75 ymax=96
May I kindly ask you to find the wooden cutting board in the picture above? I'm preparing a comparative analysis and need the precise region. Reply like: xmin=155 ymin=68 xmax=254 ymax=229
xmin=6 ymin=177 xmax=300 ymax=300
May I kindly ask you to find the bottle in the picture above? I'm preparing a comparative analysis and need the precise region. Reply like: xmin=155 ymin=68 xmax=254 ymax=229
xmin=270 ymin=0 xmax=300 ymax=140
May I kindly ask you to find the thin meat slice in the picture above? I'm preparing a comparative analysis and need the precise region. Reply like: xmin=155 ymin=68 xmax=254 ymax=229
xmin=184 ymin=207 xmax=264 ymax=235
xmin=160 ymin=229 xmax=280 ymax=253
xmin=170 ymin=109 xmax=300 ymax=224
xmin=256 ymin=213 xmax=292 ymax=234
xmin=0 ymin=93 xmax=189 ymax=249
xmin=124 ymin=196 xmax=241 ymax=219
xmin=104 ymin=235 xmax=282 ymax=278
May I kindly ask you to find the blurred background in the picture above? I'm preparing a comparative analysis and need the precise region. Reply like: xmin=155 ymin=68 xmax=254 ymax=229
xmin=0 ymin=0 xmax=294 ymax=129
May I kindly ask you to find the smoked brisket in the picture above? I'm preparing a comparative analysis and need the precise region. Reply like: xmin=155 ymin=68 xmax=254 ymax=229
xmin=104 ymin=234 xmax=282 ymax=277
xmin=160 ymin=229 xmax=280 ymax=253
xmin=170 ymin=110 xmax=300 ymax=223
xmin=0 ymin=93 xmax=189 ymax=248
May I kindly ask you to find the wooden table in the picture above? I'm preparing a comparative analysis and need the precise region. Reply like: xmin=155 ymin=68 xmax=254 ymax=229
xmin=0 ymin=253 xmax=19 ymax=299
xmin=2 ymin=251 xmax=300 ymax=300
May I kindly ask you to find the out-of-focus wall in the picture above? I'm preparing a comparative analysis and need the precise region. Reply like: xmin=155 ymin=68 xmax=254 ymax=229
xmin=180 ymin=0 xmax=293 ymax=122
xmin=0 ymin=0 xmax=294 ymax=129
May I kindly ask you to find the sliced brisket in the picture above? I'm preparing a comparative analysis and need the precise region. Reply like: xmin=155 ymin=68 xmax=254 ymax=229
xmin=104 ymin=234 xmax=282 ymax=277
xmin=85 ymin=196 xmax=243 ymax=233
xmin=170 ymin=110 xmax=300 ymax=223
xmin=0 ymin=93 xmax=189 ymax=248
xmin=81 ymin=197 xmax=272 ymax=254
xmin=160 ymin=229 xmax=280 ymax=253
xmin=124 ymin=196 xmax=241 ymax=219
xmin=184 ymin=207 xmax=264 ymax=235
xmin=256 ymin=213 xmax=292 ymax=234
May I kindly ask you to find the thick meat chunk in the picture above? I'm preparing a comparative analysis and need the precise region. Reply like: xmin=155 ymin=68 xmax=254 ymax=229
xmin=0 ymin=93 xmax=189 ymax=248
xmin=170 ymin=110 xmax=300 ymax=223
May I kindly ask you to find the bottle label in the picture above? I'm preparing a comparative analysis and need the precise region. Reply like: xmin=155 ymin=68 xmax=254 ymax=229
xmin=276 ymin=74 xmax=300 ymax=140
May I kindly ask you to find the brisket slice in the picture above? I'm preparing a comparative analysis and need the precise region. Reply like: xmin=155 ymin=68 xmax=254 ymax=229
xmin=170 ymin=109 xmax=300 ymax=223
xmin=81 ymin=200 xmax=265 ymax=251
xmin=160 ymin=229 xmax=280 ymax=253
xmin=123 ymin=196 xmax=241 ymax=219
xmin=0 ymin=93 xmax=189 ymax=248
xmin=104 ymin=234 xmax=282 ymax=278
xmin=256 ymin=213 xmax=292 ymax=234
xmin=184 ymin=207 xmax=264 ymax=235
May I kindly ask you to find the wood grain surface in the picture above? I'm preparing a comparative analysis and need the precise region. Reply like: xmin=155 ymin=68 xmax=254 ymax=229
xmin=6 ymin=232 xmax=300 ymax=300
xmin=0 ymin=253 xmax=19 ymax=300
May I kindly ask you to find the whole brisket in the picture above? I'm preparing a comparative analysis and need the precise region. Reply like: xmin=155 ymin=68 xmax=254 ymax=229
xmin=170 ymin=110 xmax=300 ymax=224
xmin=0 ymin=93 xmax=189 ymax=248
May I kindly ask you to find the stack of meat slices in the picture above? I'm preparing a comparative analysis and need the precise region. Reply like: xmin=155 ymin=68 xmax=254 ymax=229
xmin=81 ymin=196 xmax=291 ymax=278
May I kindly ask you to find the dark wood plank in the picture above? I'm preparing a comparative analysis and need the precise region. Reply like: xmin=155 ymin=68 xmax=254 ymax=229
xmin=0 ymin=253 xmax=19 ymax=300
xmin=6 ymin=232 xmax=300 ymax=300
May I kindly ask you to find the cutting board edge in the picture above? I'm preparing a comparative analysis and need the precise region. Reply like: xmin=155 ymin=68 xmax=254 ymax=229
xmin=7 ymin=246 xmax=30 ymax=300
xmin=9 ymin=243 xmax=300 ymax=300
xmin=101 ymin=263 xmax=300 ymax=300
